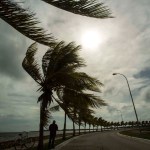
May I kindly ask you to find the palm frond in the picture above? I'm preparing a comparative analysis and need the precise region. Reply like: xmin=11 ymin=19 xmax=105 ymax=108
xmin=63 ymin=88 xmax=106 ymax=108
xmin=42 ymin=47 xmax=103 ymax=91
xmin=0 ymin=0 xmax=56 ymax=46
xmin=54 ymin=72 xmax=103 ymax=92
xmin=50 ymin=105 xmax=60 ymax=112
xmin=42 ymin=0 xmax=113 ymax=18
xmin=22 ymin=42 xmax=42 ymax=84
xmin=42 ymin=109 xmax=52 ymax=127
xmin=42 ymin=41 xmax=85 ymax=77
xmin=42 ymin=49 xmax=53 ymax=77
xmin=38 ymin=91 xmax=53 ymax=108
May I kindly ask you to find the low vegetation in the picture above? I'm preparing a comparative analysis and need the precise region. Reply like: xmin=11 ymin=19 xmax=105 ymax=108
xmin=120 ymin=128 xmax=150 ymax=140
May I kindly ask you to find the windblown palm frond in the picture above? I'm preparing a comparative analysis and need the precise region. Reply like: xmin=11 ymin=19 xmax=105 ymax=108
xmin=42 ymin=0 xmax=113 ymax=18
xmin=0 ymin=0 xmax=56 ymax=46
xmin=54 ymin=72 xmax=103 ymax=92
xmin=42 ymin=109 xmax=52 ymax=127
xmin=38 ymin=92 xmax=53 ymax=107
xmin=62 ymin=88 xmax=106 ymax=108
xmin=50 ymin=105 xmax=60 ymax=112
xmin=42 ymin=41 xmax=85 ymax=77
xmin=22 ymin=42 xmax=42 ymax=84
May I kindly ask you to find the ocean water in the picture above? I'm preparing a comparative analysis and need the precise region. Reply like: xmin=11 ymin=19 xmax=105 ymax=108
xmin=0 ymin=129 xmax=84 ymax=142
xmin=0 ymin=130 xmax=60 ymax=142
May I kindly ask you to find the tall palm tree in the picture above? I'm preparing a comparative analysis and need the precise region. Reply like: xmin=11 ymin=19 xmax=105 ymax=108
xmin=98 ymin=117 xmax=105 ymax=132
xmin=22 ymin=41 xmax=82 ymax=149
xmin=56 ymin=85 xmax=105 ymax=139
xmin=80 ymin=108 xmax=94 ymax=134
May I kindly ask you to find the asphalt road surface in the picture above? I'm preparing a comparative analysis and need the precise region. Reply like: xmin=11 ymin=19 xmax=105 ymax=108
xmin=56 ymin=131 xmax=150 ymax=150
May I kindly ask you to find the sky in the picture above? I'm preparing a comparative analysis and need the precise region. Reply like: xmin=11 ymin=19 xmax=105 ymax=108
xmin=0 ymin=0 xmax=150 ymax=132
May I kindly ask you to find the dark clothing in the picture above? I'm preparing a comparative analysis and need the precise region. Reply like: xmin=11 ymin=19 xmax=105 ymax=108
xmin=48 ymin=123 xmax=58 ymax=149
xmin=49 ymin=123 xmax=58 ymax=136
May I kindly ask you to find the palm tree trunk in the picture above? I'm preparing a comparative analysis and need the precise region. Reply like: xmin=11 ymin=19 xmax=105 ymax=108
xmin=73 ymin=120 xmax=75 ymax=136
xmin=37 ymin=103 xmax=44 ymax=150
xmin=84 ymin=122 xmax=86 ymax=133
xmin=73 ymin=109 xmax=76 ymax=136
xmin=63 ymin=111 xmax=67 ymax=140
xmin=79 ymin=119 xmax=81 ymax=135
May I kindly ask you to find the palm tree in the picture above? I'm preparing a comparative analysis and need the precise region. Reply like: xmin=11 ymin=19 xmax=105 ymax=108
xmin=81 ymin=108 xmax=94 ymax=134
xmin=22 ymin=41 xmax=106 ymax=149
xmin=86 ymin=114 xmax=94 ymax=132
xmin=57 ymin=86 xmax=105 ymax=139
xmin=94 ymin=117 xmax=99 ymax=131
xmin=22 ymin=41 xmax=83 ymax=149
xmin=98 ymin=117 xmax=103 ymax=132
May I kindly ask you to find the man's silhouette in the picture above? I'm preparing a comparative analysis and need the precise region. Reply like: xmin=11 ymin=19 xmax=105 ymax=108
xmin=48 ymin=120 xmax=58 ymax=149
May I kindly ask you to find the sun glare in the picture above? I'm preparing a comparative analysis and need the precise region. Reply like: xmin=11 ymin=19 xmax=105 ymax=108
xmin=81 ymin=30 xmax=102 ymax=50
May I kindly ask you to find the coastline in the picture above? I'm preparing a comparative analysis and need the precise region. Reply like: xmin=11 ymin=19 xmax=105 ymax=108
xmin=0 ymin=132 xmax=73 ymax=149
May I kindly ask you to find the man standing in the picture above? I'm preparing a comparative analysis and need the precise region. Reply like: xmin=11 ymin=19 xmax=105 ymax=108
xmin=48 ymin=120 xmax=58 ymax=149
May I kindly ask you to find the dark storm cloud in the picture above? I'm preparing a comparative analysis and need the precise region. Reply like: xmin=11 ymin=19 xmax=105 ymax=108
xmin=5 ymin=94 xmax=38 ymax=107
xmin=0 ymin=101 xmax=7 ymax=109
xmin=0 ymin=114 xmax=38 ymax=132
xmin=8 ymin=93 xmax=36 ymax=98
xmin=143 ymin=90 xmax=150 ymax=103
xmin=0 ymin=21 xmax=27 ymax=80
xmin=134 ymin=68 xmax=150 ymax=79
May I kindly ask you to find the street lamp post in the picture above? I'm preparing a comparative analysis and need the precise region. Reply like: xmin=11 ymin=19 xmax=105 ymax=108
xmin=117 ymin=110 xmax=123 ymax=122
xmin=113 ymin=73 xmax=141 ymax=133
xmin=117 ymin=110 xmax=125 ymax=129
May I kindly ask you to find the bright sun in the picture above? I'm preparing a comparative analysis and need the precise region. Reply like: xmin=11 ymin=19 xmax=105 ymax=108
xmin=81 ymin=30 xmax=102 ymax=50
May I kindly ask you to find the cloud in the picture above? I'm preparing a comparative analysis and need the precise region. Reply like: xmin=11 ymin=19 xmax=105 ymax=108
xmin=137 ymin=86 xmax=150 ymax=103
xmin=144 ymin=92 xmax=150 ymax=103
xmin=7 ymin=93 xmax=36 ymax=98
xmin=134 ymin=67 xmax=150 ymax=79
xmin=0 ymin=21 xmax=27 ymax=80
xmin=107 ymin=105 xmax=117 ymax=113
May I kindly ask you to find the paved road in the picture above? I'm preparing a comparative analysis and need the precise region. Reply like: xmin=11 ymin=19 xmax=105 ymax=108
xmin=56 ymin=131 xmax=150 ymax=150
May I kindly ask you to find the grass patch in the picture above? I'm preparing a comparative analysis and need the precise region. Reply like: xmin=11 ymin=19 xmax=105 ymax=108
xmin=31 ymin=135 xmax=76 ymax=150
xmin=120 ymin=129 xmax=150 ymax=140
